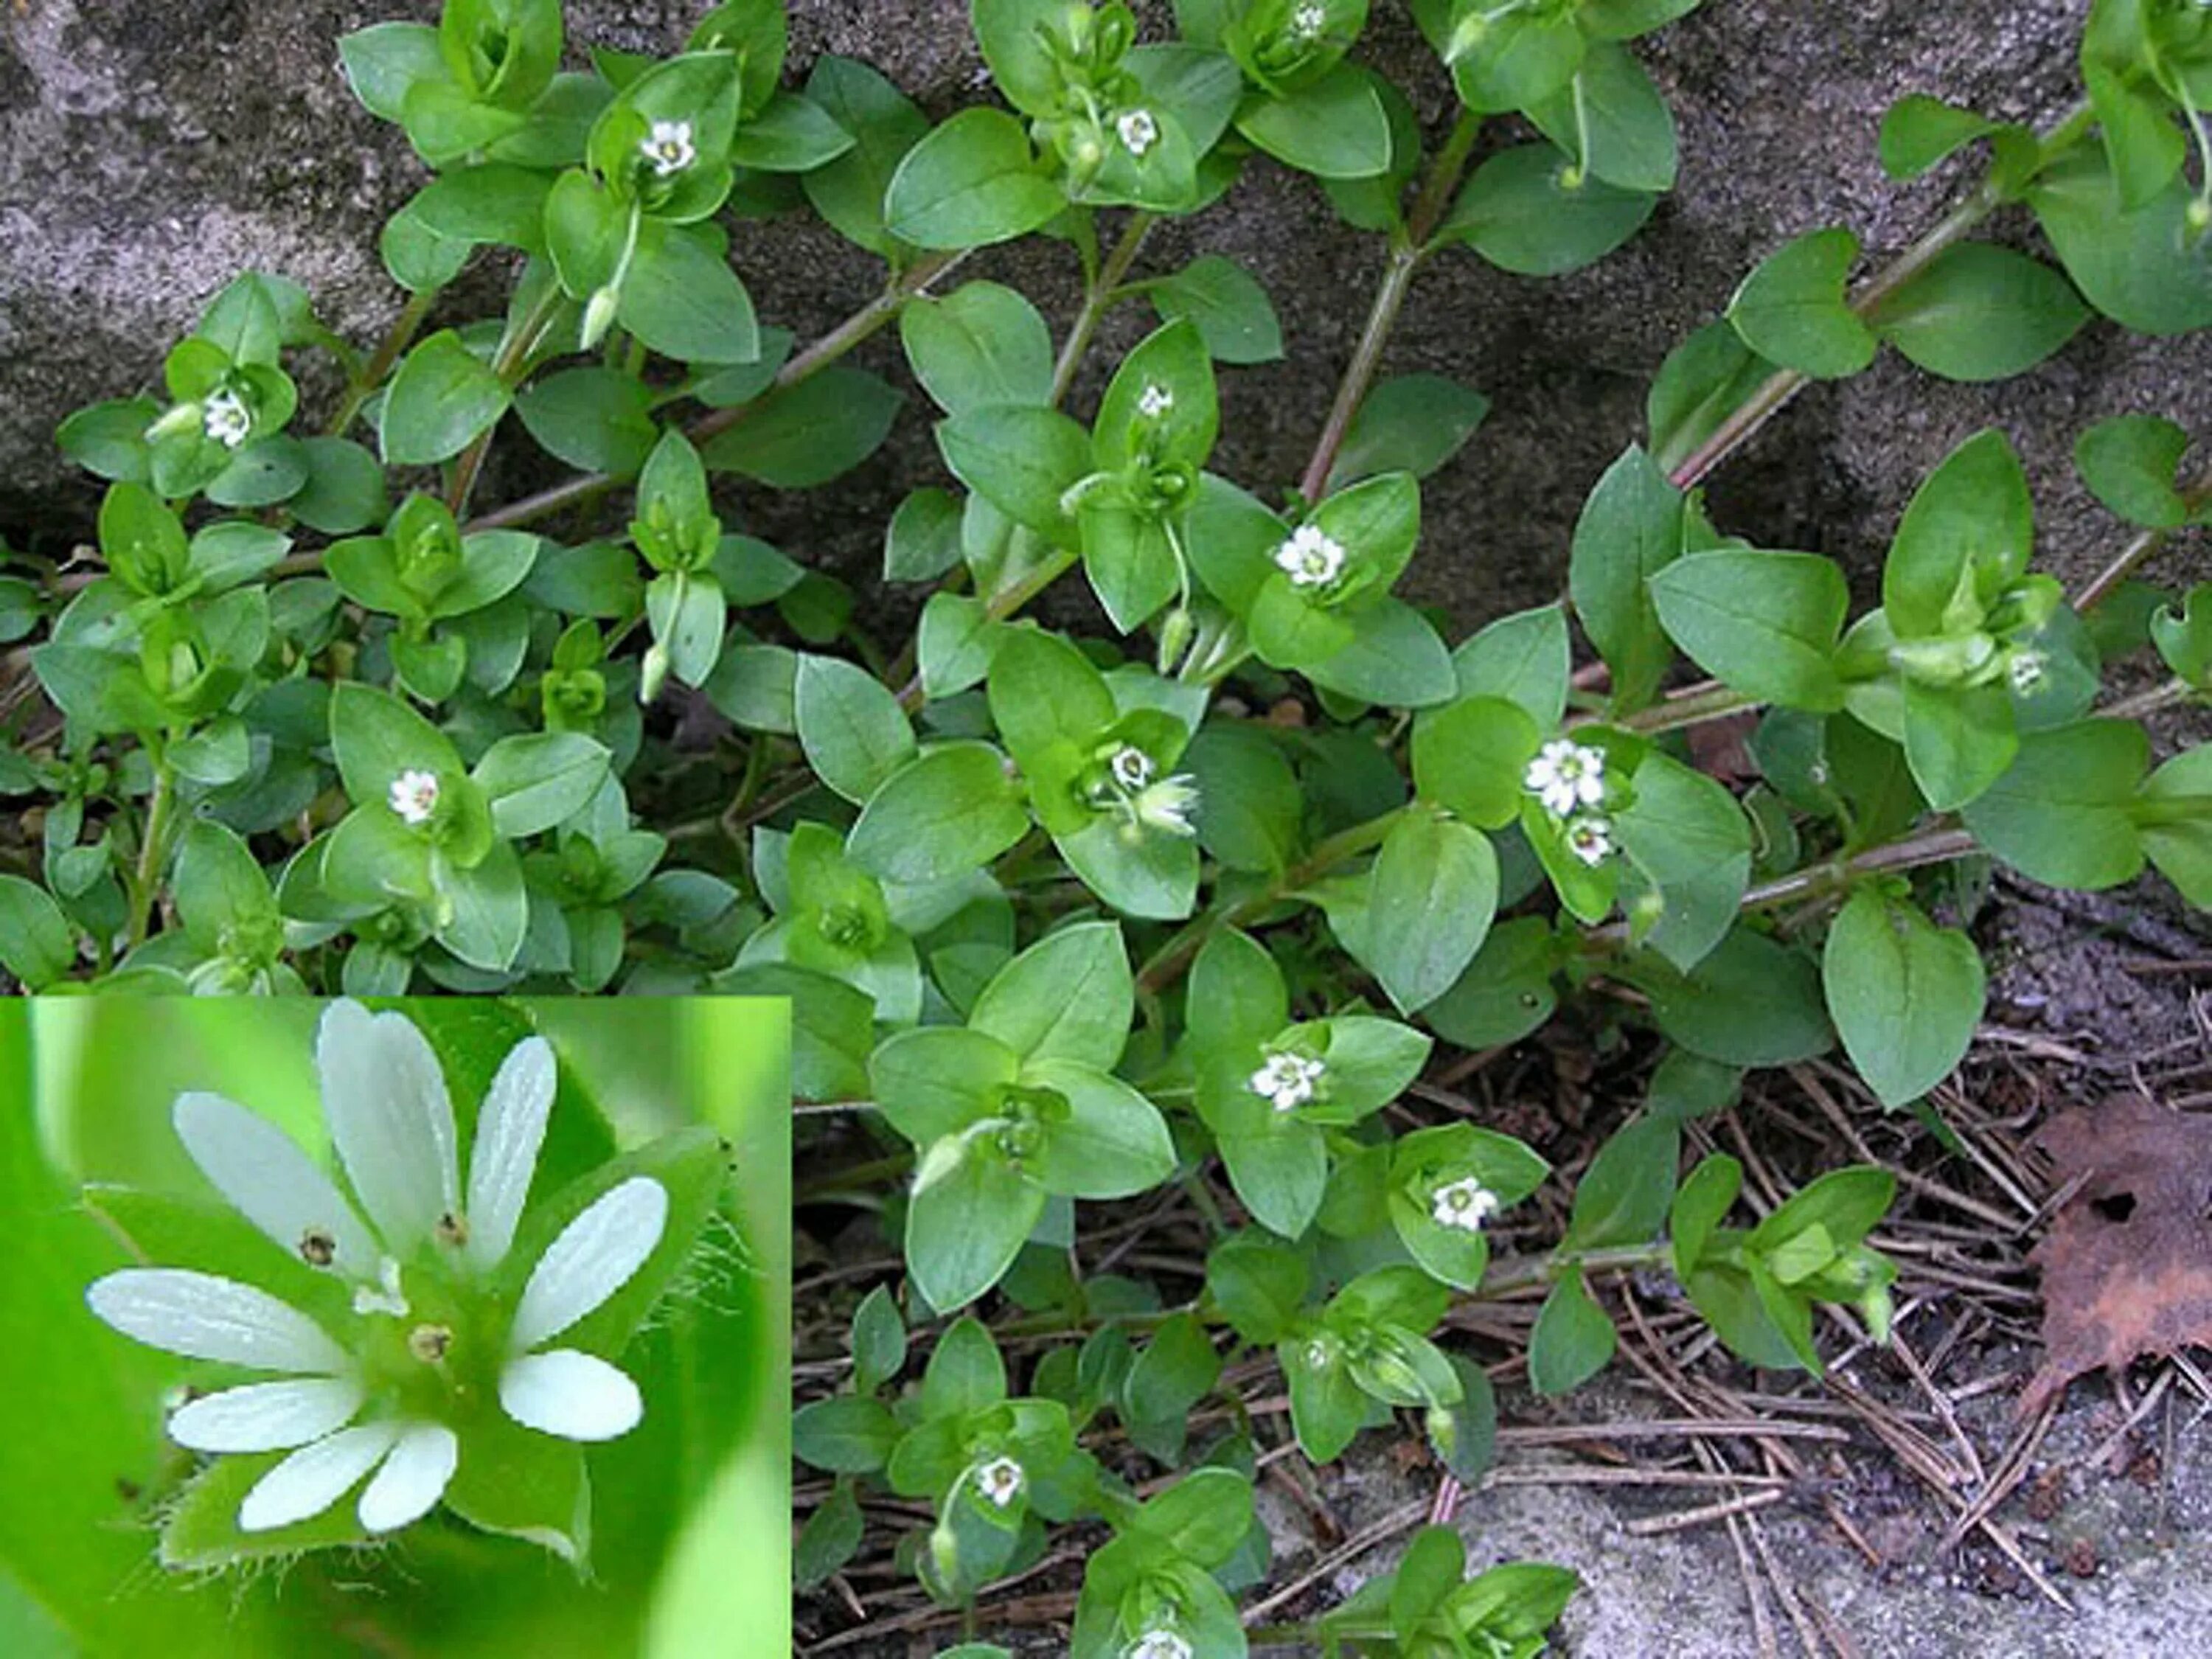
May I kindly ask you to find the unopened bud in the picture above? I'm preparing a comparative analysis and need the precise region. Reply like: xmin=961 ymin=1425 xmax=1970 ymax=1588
xmin=581 ymin=285 xmax=622 ymax=351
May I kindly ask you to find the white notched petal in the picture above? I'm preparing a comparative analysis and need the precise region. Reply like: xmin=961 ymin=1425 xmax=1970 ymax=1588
xmin=508 ymin=1176 xmax=669 ymax=1353
xmin=239 ymin=1421 xmax=400 ymax=1532
xmin=498 ymin=1349 xmax=644 ymax=1441
xmin=173 ymin=1092 xmax=382 ymax=1279
xmin=318 ymin=999 xmax=460 ymax=1255
xmin=87 ymin=1269 xmax=350 ymax=1374
xmin=357 ymin=1422 xmax=459 ymax=1532
xmin=169 ymin=1377 xmax=366 ymax=1453
xmin=463 ymin=1035 xmax=556 ymax=1276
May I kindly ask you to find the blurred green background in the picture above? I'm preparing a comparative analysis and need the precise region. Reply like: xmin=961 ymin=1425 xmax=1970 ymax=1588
xmin=0 ymin=998 xmax=789 ymax=1659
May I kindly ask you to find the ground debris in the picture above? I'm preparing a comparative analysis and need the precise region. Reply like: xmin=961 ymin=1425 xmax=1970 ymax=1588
xmin=2024 ymin=1094 xmax=2212 ymax=1414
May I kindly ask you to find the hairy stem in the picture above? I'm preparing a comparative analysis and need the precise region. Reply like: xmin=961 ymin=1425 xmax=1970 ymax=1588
xmin=446 ymin=282 xmax=567 ymax=515
xmin=1298 ymin=109 xmax=1484 ymax=503
xmin=465 ymin=248 xmax=971 ymax=534
xmin=1666 ymin=100 xmax=2093 ymax=491
xmin=1050 ymin=211 xmax=1158 ymax=405
xmin=2072 ymin=469 xmax=2212 ymax=611
xmin=327 ymin=286 xmax=437 ymax=439
xmin=126 ymin=760 xmax=177 ymax=948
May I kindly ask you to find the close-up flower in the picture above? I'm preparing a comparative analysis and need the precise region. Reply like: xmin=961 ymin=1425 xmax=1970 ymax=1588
xmin=1250 ymin=1048 xmax=1325 ymax=1112
xmin=84 ymin=1002 xmax=669 ymax=1537
xmin=1430 ymin=1175 xmax=1500 ymax=1232
xmin=201 ymin=389 xmax=252 ymax=448
xmin=1564 ymin=813 xmax=1614 ymax=867
xmin=973 ymin=1455 xmax=1025 ymax=1508
xmin=1116 ymin=108 xmax=1158 ymax=157
xmin=1524 ymin=740 xmax=1607 ymax=818
xmin=1137 ymin=382 xmax=1174 ymax=419
xmin=388 ymin=767 xmax=442 ymax=825
xmin=1274 ymin=522 xmax=1346 ymax=588
xmin=641 ymin=116 xmax=695 ymax=176
xmin=1131 ymin=772 xmax=1200 ymax=838
xmin=1125 ymin=1630 xmax=1194 ymax=1659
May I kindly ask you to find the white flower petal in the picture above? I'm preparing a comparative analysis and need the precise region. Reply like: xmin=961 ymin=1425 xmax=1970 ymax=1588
xmin=87 ymin=1269 xmax=349 ymax=1374
xmin=357 ymin=1422 xmax=459 ymax=1533
xmin=463 ymin=1036 xmax=556 ymax=1276
xmin=238 ymin=1421 xmax=400 ymax=1532
xmin=169 ymin=1377 xmax=366 ymax=1453
xmin=318 ymin=999 xmax=460 ymax=1255
xmin=509 ymin=1176 xmax=668 ymax=1353
xmin=498 ymin=1349 xmax=644 ymax=1441
xmin=173 ymin=1092 xmax=383 ymax=1279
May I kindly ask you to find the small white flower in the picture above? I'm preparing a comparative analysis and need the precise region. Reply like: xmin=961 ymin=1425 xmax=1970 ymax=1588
xmin=202 ymin=389 xmax=251 ymax=449
xmin=1111 ymin=745 xmax=1155 ymax=790
xmin=388 ymin=768 xmax=442 ymax=826
xmin=1116 ymin=108 xmax=1159 ymax=158
xmin=1137 ymin=383 xmax=1175 ymax=420
xmin=1303 ymin=1337 xmax=1334 ymax=1369
xmin=1565 ymin=813 xmax=1614 ymax=867
xmin=974 ymin=1455 xmax=1026 ymax=1508
xmin=1523 ymin=739 xmax=1607 ymax=817
xmin=2007 ymin=650 xmax=2048 ymax=695
xmin=85 ymin=1003 xmax=665 ymax=1539
xmin=1274 ymin=523 xmax=1346 ymax=588
xmin=1133 ymin=773 xmax=1200 ymax=838
xmin=1430 ymin=1175 xmax=1500 ymax=1232
xmin=1249 ymin=1049 xmax=1325 ymax=1113
xmin=1127 ymin=1632 xmax=1195 ymax=1659
xmin=641 ymin=118 xmax=696 ymax=177
xmin=1293 ymin=2 xmax=1328 ymax=36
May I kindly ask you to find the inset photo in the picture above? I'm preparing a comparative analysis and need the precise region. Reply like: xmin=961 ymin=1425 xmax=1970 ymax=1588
xmin=0 ymin=996 xmax=787 ymax=1659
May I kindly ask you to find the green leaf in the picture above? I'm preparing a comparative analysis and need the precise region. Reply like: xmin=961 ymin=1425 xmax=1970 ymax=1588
xmin=379 ymin=329 xmax=509 ymax=465
xmin=1447 ymin=7 xmax=1584 ymax=112
xmin=288 ymin=437 xmax=390 ymax=534
xmin=1669 ymin=1152 xmax=1742 ymax=1278
xmin=1439 ymin=144 xmax=1656 ymax=276
xmin=1646 ymin=320 xmax=1774 ymax=478
xmin=1236 ymin=64 xmax=1391 ymax=180
xmin=1526 ymin=41 xmax=1678 ymax=192
xmin=1901 ymin=679 xmax=2015 ymax=813
xmin=1569 ymin=444 xmax=1683 ymax=709
xmin=846 ymin=743 xmax=1031 ymax=885
xmin=434 ymin=838 xmax=529 ymax=969
xmin=1562 ymin=1115 xmax=1679 ymax=1251
xmin=1206 ymin=1230 xmax=1309 ymax=1346
xmin=172 ymin=819 xmax=276 ymax=957
xmin=2076 ymin=414 xmax=2191 ymax=529
xmin=1649 ymin=549 xmax=1849 ymax=710
xmin=1411 ymin=695 xmax=1541 ymax=829
xmin=901 ymin=282 xmax=1055 ymax=415
xmin=516 ymin=367 xmax=658 ymax=476
xmin=1094 ymin=318 xmax=1218 ymax=473
xmin=886 ymin=487 xmax=967 ymax=584
xmin=1028 ymin=1060 xmax=1176 ymax=1199
xmin=1328 ymin=374 xmax=1489 ymax=491
xmin=1363 ymin=813 xmax=1498 ymax=1015
xmin=2030 ymin=147 xmax=2212 ymax=336
xmin=1877 ymin=94 xmax=1997 ymax=179
xmin=970 ymin=920 xmax=1131 ymax=1071
xmin=938 ymin=406 xmax=1093 ymax=540
xmin=1148 ymin=254 xmax=1284 ymax=365
xmin=1866 ymin=243 xmax=2087 ymax=383
xmin=729 ymin=90 xmax=854 ymax=171
xmin=2138 ymin=745 xmax=2212 ymax=907
xmin=907 ymin=1141 xmax=1045 ymax=1312
xmin=1611 ymin=751 xmax=1752 ymax=972
xmin=792 ymin=1397 xmax=902 ymax=1474
xmin=851 ymin=1284 xmax=908 ymax=1394
xmin=472 ymin=731 xmax=611 ymax=838
xmin=1727 ymin=228 xmax=1875 ymax=380
xmin=1121 ymin=1312 xmax=1222 ymax=1460
xmin=883 ymin=108 xmax=1065 ymax=249
xmin=1306 ymin=598 xmax=1456 ymax=709
xmin=0 ymin=876 xmax=74 ymax=989
xmin=1636 ymin=926 xmax=1833 ymax=1067
xmin=1882 ymin=428 xmax=2033 ymax=639
xmin=1822 ymin=888 xmax=1985 ymax=1108
xmin=1960 ymin=720 xmax=2148 ymax=890
xmin=802 ymin=55 xmax=930 ymax=257
xmin=619 ymin=225 xmax=760 ymax=365
xmin=1423 ymin=917 xmax=1559 ymax=1051
xmin=796 ymin=1481 xmax=864 ymax=1588
xmin=1527 ymin=1273 xmax=1616 ymax=1397
xmin=796 ymin=655 xmax=917 ymax=804
xmin=704 ymin=366 xmax=902 ymax=488
xmin=1386 ymin=1122 xmax=1549 ymax=1291
xmin=328 ymin=681 xmax=464 ymax=807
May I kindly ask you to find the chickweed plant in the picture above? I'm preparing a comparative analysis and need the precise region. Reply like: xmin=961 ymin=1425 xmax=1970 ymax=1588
xmin=1 ymin=0 xmax=2210 ymax=1649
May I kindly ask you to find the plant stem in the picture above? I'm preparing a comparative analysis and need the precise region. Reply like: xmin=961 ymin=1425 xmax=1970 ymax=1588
xmin=446 ymin=282 xmax=567 ymax=515
xmin=126 ymin=761 xmax=177 ymax=947
xmin=1298 ymin=109 xmax=1484 ymax=503
xmin=464 ymin=248 xmax=971 ymax=535
xmin=1050 ymin=212 xmax=1158 ymax=406
xmin=326 ymin=287 xmax=437 ymax=439
xmin=1737 ymin=822 xmax=1978 ymax=912
xmin=1665 ymin=100 xmax=2093 ymax=491
xmin=2072 ymin=470 xmax=2212 ymax=611
xmin=2101 ymin=677 xmax=2198 ymax=722
xmin=1135 ymin=804 xmax=1405 ymax=994
xmin=1475 ymin=1239 xmax=1674 ymax=1298
xmin=1612 ymin=678 xmax=1760 ymax=734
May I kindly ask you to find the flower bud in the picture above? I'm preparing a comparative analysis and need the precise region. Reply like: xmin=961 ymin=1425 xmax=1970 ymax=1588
xmin=581 ymin=285 xmax=622 ymax=351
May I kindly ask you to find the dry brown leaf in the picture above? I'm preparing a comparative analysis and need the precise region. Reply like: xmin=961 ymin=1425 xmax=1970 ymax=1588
xmin=2024 ymin=1094 xmax=2212 ymax=1415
